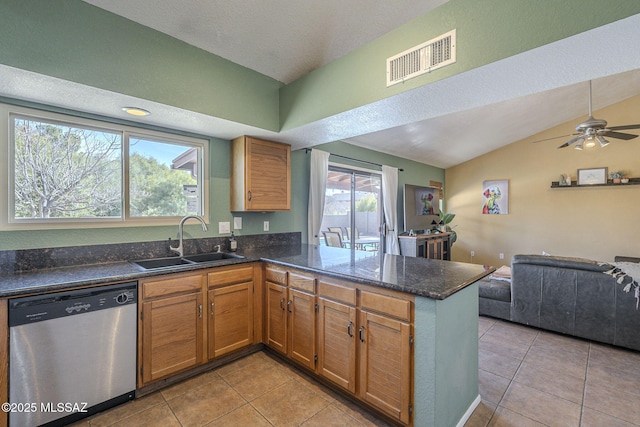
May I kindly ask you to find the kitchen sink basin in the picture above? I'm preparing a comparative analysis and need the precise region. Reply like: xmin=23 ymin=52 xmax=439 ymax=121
xmin=132 ymin=257 xmax=196 ymax=270
xmin=183 ymin=252 xmax=245 ymax=263
xmin=132 ymin=252 xmax=244 ymax=270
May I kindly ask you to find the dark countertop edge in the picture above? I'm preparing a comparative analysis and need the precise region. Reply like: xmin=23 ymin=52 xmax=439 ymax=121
xmin=0 ymin=250 xmax=495 ymax=300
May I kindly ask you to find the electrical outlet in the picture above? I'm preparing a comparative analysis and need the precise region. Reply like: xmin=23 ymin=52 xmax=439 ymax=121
xmin=470 ymin=250 xmax=475 ymax=257
xmin=263 ymin=221 xmax=269 ymax=232
xmin=233 ymin=216 xmax=242 ymax=230
xmin=499 ymin=253 xmax=505 ymax=260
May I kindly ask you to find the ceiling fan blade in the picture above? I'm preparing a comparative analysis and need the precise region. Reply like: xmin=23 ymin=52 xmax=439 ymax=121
xmin=557 ymin=135 xmax=583 ymax=149
xmin=608 ymin=124 xmax=640 ymax=131
xmin=531 ymin=133 xmax=577 ymax=144
xmin=604 ymin=131 xmax=638 ymax=140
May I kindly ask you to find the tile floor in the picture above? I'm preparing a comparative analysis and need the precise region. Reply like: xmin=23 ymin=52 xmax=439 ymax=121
xmin=467 ymin=316 xmax=640 ymax=427
xmin=74 ymin=316 xmax=640 ymax=426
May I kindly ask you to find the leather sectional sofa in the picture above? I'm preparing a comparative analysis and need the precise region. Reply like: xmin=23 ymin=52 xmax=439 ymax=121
xmin=479 ymin=254 xmax=640 ymax=351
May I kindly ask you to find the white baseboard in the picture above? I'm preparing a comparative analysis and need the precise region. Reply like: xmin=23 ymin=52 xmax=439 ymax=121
xmin=456 ymin=394 xmax=481 ymax=427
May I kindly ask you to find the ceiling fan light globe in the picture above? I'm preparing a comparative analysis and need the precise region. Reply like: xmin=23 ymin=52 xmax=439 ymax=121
xmin=574 ymin=138 xmax=585 ymax=150
xmin=585 ymin=137 xmax=597 ymax=148
xmin=596 ymin=135 xmax=610 ymax=148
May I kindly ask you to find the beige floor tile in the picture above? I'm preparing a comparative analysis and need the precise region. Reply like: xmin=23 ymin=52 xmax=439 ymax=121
xmin=488 ymin=406 xmax=545 ymax=427
xmin=215 ymin=351 xmax=279 ymax=377
xmin=514 ymin=359 xmax=585 ymax=404
xmin=221 ymin=357 xmax=292 ymax=401
xmin=486 ymin=321 xmax=539 ymax=347
xmin=584 ymin=382 xmax=640 ymax=424
xmin=300 ymin=404 xmax=365 ymax=426
xmin=478 ymin=369 xmax=510 ymax=405
xmin=523 ymin=345 xmax=588 ymax=380
xmin=251 ymin=379 xmax=332 ymax=426
xmin=161 ymin=369 xmax=222 ymax=401
xmin=478 ymin=317 xmax=496 ymax=337
xmin=330 ymin=395 xmax=393 ymax=427
xmin=109 ymin=403 xmax=181 ymax=427
xmin=580 ymin=407 xmax=637 ymax=427
xmin=500 ymin=382 xmax=581 ymax=426
xmin=167 ymin=379 xmax=246 ymax=426
xmin=479 ymin=332 xmax=530 ymax=360
xmin=465 ymin=400 xmax=496 ymax=427
xmin=88 ymin=393 xmax=165 ymax=427
xmin=588 ymin=343 xmax=640 ymax=375
xmin=479 ymin=347 xmax=522 ymax=379
xmin=586 ymin=363 xmax=640 ymax=397
xmin=205 ymin=403 xmax=272 ymax=426
xmin=532 ymin=330 xmax=590 ymax=356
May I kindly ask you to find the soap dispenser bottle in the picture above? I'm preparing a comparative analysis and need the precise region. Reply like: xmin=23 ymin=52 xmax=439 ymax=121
xmin=229 ymin=231 xmax=237 ymax=252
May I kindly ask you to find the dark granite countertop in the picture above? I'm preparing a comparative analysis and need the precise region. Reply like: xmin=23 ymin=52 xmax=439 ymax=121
xmin=0 ymin=244 xmax=493 ymax=300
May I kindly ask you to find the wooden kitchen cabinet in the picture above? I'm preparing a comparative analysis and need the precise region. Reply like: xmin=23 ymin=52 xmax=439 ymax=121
xmin=139 ymin=263 xmax=257 ymax=387
xmin=358 ymin=291 xmax=412 ymax=424
xmin=207 ymin=265 xmax=254 ymax=359
xmin=139 ymin=272 xmax=205 ymax=385
xmin=264 ymin=267 xmax=317 ymax=370
xmin=230 ymin=136 xmax=291 ymax=212
xmin=317 ymin=280 xmax=357 ymax=393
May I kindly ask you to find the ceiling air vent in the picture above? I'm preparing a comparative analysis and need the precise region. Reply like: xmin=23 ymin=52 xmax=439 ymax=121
xmin=386 ymin=29 xmax=456 ymax=87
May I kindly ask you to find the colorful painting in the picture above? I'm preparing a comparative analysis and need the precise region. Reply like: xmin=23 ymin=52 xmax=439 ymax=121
xmin=414 ymin=187 xmax=439 ymax=216
xmin=482 ymin=180 xmax=509 ymax=214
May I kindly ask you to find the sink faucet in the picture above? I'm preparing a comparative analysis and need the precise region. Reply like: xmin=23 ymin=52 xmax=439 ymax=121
xmin=170 ymin=215 xmax=208 ymax=257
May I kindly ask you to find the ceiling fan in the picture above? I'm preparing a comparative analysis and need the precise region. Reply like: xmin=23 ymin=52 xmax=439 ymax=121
xmin=534 ymin=81 xmax=640 ymax=149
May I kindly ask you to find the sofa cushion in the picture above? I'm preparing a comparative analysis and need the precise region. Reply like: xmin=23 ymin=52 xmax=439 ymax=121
xmin=512 ymin=254 xmax=609 ymax=273
xmin=478 ymin=278 xmax=511 ymax=302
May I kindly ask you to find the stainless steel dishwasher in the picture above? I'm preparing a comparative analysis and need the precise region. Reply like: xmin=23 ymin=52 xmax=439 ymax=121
xmin=9 ymin=282 xmax=137 ymax=427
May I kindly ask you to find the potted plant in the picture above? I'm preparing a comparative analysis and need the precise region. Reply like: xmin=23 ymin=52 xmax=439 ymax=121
xmin=438 ymin=211 xmax=457 ymax=246
xmin=610 ymin=171 xmax=625 ymax=184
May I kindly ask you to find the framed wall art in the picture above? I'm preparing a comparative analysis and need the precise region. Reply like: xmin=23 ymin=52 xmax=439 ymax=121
xmin=482 ymin=180 xmax=509 ymax=214
xmin=577 ymin=167 xmax=607 ymax=185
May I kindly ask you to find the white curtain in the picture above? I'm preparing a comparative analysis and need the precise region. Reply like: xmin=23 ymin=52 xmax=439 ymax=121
xmin=307 ymin=149 xmax=330 ymax=245
xmin=382 ymin=165 xmax=400 ymax=255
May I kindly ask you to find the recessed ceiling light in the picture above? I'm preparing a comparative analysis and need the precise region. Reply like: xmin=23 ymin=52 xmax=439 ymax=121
xmin=122 ymin=107 xmax=151 ymax=117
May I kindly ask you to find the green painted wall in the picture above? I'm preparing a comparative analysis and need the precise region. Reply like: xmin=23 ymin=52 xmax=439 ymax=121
xmin=280 ymin=0 xmax=640 ymax=130
xmin=0 ymin=0 xmax=282 ymax=131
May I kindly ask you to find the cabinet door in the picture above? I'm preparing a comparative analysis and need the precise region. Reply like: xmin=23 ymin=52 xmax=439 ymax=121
xmin=141 ymin=292 xmax=204 ymax=384
xmin=426 ymin=238 xmax=443 ymax=259
xmin=208 ymin=281 xmax=253 ymax=359
xmin=317 ymin=297 xmax=356 ymax=392
xmin=266 ymin=281 xmax=287 ymax=354
xmin=358 ymin=310 xmax=411 ymax=425
xmin=288 ymin=288 xmax=316 ymax=369
xmin=246 ymin=138 xmax=291 ymax=211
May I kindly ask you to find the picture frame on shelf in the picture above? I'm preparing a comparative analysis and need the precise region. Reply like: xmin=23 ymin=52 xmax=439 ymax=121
xmin=577 ymin=167 xmax=607 ymax=185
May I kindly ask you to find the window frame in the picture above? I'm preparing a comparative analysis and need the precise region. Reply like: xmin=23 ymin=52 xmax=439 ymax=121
xmin=2 ymin=103 xmax=209 ymax=229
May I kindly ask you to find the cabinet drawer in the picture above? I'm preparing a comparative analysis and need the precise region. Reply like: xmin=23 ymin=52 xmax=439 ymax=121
xmin=265 ymin=266 xmax=287 ymax=285
xmin=318 ymin=280 xmax=356 ymax=306
xmin=142 ymin=273 xmax=203 ymax=300
xmin=360 ymin=291 xmax=411 ymax=322
xmin=208 ymin=265 xmax=253 ymax=287
xmin=289 ymin=272 xmax=315 ymax=293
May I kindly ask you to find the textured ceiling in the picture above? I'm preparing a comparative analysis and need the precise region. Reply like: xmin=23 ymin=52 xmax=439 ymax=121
xmin=4 ymin=3 xmax=640 ymax=168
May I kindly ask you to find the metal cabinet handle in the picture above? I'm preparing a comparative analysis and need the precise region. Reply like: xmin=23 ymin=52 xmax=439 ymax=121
xmin=198 ymin=304 xmax=203 ymax=318
xmin=359 ymin=326 xmax=365 ymax=342
xmin=287 ymin=299 xmax=292 ymax=313
xmin=211 ymin=302 xmax=215 ymax=315
xmin=347 ymin=321 xmax=353 ymax=337
xmin=248 ymin=190 xmax=252 ymax=201
xmin=280 ymin=297 xmax=285 ymax=310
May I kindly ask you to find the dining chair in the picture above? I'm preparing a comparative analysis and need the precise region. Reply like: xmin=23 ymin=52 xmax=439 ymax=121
xmin=328 ymin=227 xmax=345 ymax=241
xmin=323 ymin=231 xmax=344 ymax=248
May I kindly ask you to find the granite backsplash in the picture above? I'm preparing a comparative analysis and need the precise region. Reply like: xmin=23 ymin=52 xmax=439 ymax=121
xmin=0 ymin=232 xmax=301 ymax=274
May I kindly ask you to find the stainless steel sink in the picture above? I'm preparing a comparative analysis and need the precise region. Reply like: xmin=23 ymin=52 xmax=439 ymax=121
xmin=132 ymin=252 xmax=244 ymax=270
xmin=183 ymin=252 xmax=245 ymax=263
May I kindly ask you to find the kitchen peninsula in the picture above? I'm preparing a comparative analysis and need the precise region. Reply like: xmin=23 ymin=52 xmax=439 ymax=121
xmin=0 ymin=240 xmax=492 ymax=427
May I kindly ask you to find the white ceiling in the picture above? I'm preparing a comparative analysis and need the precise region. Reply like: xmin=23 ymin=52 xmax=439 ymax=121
xmin=3 ymin=3 xmax=640 ymax=168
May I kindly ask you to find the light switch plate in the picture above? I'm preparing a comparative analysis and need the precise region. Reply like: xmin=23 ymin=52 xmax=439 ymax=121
xmin=263 ymin=221 xmax=269 ymax=231
xmin=219 ymin=221 xmax=231 ymax=234
xmin=233 ymin=217 xmax=242 ymax=230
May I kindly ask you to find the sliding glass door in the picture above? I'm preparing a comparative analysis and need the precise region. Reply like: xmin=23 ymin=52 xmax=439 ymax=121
xmin=320 ymin=166 xmax=382 ymax=254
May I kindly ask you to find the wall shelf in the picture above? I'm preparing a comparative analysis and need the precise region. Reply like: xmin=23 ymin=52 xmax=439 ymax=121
xmin=550 ymin=178 xmax=640 ymax=188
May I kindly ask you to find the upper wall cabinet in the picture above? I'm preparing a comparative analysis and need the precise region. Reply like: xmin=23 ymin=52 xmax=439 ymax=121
xmin=231 ymin=136 xmax=291 ymax=211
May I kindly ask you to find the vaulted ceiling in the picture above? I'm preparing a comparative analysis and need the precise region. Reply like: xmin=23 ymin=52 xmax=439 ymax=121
xmin=4 ymin=2 xmax=640 ymax=168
